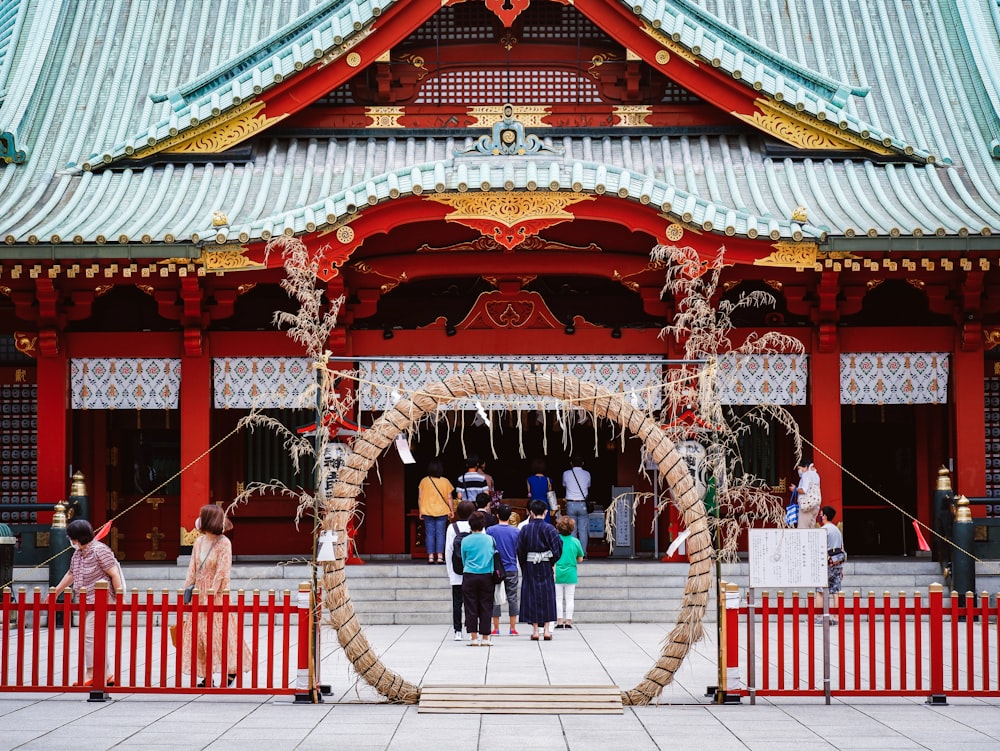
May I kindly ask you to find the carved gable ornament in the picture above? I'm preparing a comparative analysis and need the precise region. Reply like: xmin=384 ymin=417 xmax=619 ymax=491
xmin=453 ymin=289 xmax=566 ymax=330
xmin=454 ymin=103 xmax=562 ymax=157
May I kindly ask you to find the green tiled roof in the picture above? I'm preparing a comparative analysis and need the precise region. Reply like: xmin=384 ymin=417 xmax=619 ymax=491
xmin=0 ymin=1 xmax=997 ymax=250
xmin=627 ymin=0 xmax=933 ymax=162
xmin=82 ymin=0 xmax=400 ymax=169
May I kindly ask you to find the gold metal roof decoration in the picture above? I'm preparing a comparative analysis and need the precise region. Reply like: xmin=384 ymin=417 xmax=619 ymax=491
xmin=735 ymin=99 xmax=895 ymax=155
xmin=427 ymin=191 xmax=593 ymax=250
xmin=791 ymin=206 xmax=809 ymax=223
xmin=201 ymin=245 xmax=263 ymax=273
xmin=755 ymin=242 xmax=820 ymax=268
xmin=212 ymin=211 xmax=229 ymax=227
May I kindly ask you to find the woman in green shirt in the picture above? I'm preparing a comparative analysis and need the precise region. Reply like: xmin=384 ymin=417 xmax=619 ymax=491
xmin=554 ymin=515 xmax=585 ymax=629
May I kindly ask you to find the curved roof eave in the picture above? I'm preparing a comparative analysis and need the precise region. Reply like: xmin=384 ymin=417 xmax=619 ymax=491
xmin=953 ymin=0 xmax=1000 ymax=159
xmin=77 ymin=0 xmax=411 ymax=171
xmin=203 ymin=159 xmax=825 ymax=248
xmin=606 ymin=0 xmax=936 ymax=163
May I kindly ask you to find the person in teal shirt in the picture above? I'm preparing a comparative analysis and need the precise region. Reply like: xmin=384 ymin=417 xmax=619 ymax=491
xmin=554 ymin=515 xmax=585 ymax=629
xmin=461 ymin=511 xmax=498 ymax=646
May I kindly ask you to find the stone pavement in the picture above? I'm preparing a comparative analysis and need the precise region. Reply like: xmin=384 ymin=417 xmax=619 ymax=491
xmin=1 ymin=623 xmax=999 ymax=750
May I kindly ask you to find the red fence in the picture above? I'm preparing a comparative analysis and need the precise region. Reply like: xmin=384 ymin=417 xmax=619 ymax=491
xmin=722 ymin=582 xmax=1000 ymax=703
xmin=1 ymin=581 xmax=314 ymax=700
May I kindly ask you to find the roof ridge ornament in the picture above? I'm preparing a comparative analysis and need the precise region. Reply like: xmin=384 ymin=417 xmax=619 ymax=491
xmin=454 ymin=104 xmax=562 ymax=157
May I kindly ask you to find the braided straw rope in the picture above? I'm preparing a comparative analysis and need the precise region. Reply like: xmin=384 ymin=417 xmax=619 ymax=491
xmin=320 ymin=370 xmax=713 ymax=705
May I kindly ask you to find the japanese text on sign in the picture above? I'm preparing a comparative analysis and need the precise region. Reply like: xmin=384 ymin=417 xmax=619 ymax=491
xmin=749 ymin=529 xmax=827 ymax=589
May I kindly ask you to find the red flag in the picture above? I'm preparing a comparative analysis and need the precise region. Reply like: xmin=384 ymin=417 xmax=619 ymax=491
xmin=94 ymin=521 xmax=111 ymax=542
xmin=912 ymin=520 xmax=931 ymax=552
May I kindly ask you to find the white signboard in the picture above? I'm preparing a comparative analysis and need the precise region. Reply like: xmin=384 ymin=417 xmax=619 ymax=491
xmin=749 ymin=529 xmax=827 ymax=589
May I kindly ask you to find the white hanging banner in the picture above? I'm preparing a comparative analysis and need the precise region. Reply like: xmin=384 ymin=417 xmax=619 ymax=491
xmin=840 ymin=352 xmax=949 ymax=405
xmin=358 ymin=356 xmax=664 ymax=412
xmin=213 ymin=357 xmax=313 ymax=409
xmin=715 ymin=354 xmax=808 ymax=405
xmin=70 ymin=359 xmax=181 ymax=409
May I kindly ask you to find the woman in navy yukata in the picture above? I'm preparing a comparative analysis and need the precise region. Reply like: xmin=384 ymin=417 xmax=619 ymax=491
xmin=516 ymin=498 xmax=563 ymax=641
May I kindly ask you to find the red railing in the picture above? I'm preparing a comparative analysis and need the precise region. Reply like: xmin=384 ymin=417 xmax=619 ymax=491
xmin=723 ymin=583 xmax=1000 ymax=703
xmin=1 ymin=581 xmax=315 ymax=700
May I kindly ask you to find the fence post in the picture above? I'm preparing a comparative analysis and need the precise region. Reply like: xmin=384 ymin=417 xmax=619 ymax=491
xmin=294 ymin=583 xmax=320 ymax=704
xmin=88 ymin=581 xmax=110 ymax=702
xmin=719 ymin=581 xmax=742 ymax=703
xmin=927 ymin=583 xmax=947 ymax=705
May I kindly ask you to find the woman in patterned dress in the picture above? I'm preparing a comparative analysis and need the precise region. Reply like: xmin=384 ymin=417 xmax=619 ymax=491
xmin=180 ymin=505 xmax=251 ymax=687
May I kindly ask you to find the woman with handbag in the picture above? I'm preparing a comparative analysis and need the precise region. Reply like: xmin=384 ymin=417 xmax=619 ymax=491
xmin=526 ymin=458 xmax=556 ymax=524
xmin=418 ymin=459 xmax=455 ymax=564
xmin=180 ymin=504 xmax=251 ymax=687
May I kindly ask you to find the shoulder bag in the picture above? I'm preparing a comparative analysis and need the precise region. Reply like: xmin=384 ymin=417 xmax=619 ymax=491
xmin=491 ymin=539 xmax=505 ymax=584
xmin=184 ymin=537 xmax=221 ymax=604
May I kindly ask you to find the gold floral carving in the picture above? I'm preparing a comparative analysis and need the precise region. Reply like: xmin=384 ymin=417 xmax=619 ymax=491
xmin=754 ymin=242 xmax=819 ymax=268
xmin=352 ymin=261 xmax=408 ymax=294
xmin=13 ymin=331 xmax=37 ymax=358
xmin=165 ymin=103 xmax=288 ymax=154
xmin=984 ymin=328 xmax=1000 ymax=351
xmin=468 ymin=106 xmax=549 ymax=128
xmin=416 ymin=235 xmax=601 ymax=254
xmin=428 ymin=191 xmax=592 ymax=224
xmin=640 ymin=22 xmax=699 ymax=66
xmin=588 ymin=53 xmax=617 ymax=79
xmin=201 ymin=245 xmax=264 ymax=273
xmin=427 ymin=192 xmax=593 ymax=250
xmin=180 ymin=525 xmax=201 ymax=547
xmin=733 ymin=99 xmax=895 ymax=155
xmin=364 ymin=107 xmax=405 ymax=128
xmin=398 ymin=54 xmax=428 ymax=81
xmin=613 ymin=260 xmax=666 ymax=292
xmin=613 ymin=105 xmax=652 ymax=126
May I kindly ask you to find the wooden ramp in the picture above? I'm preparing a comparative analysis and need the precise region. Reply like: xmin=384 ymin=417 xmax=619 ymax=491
xmin=418 ymin=685 xmax=623 ymax=714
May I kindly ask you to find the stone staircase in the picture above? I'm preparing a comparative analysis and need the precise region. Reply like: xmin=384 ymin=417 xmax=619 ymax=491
xmin=11 ymin=557 xmax=969 ymax=625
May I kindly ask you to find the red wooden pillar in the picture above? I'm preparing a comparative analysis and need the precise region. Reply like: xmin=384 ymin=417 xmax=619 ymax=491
xmin=36 ymin=352 xmax=68 ymax=506
xmin=179 ymin=350 xmax=211 ymax=550
xmin=953 ymin=334 xmax=985 ymax=497
xmin=810 ymin=329 xmax=842 ymax=517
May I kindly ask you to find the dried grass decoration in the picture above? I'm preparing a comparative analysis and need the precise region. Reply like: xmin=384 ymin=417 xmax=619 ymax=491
xmin=322 ymin=369 xmax=714 ymax=706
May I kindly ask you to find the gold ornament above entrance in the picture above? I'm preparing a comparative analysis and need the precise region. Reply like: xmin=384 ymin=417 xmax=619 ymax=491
xmin=426 ymin=192 xmax=594 ymax=251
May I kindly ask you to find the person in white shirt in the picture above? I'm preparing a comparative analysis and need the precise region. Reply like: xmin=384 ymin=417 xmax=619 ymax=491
xmin=789 ymin=460 xmax=821 ymax=529
xmin=561 ymin=457 xmax=592 ymax=555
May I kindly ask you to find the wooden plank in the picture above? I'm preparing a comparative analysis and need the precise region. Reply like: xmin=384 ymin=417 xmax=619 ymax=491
xmin=417 ymin=684 xmax=624 ymax=714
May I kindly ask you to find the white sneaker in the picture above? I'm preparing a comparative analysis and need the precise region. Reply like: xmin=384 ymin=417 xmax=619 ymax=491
xmin=454 ymin=631 xmax=463 ymax=641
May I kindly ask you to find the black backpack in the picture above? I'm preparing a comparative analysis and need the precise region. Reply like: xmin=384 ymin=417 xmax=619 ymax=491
xmin=451 ymin=522 xmax=470 ymax=573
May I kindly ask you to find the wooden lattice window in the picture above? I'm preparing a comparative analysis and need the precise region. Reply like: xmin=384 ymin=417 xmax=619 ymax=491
xmin=415 ymin=68 xmax=603 ymax=105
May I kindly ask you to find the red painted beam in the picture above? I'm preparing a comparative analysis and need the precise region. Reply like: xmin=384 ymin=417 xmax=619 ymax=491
xmin=260 ymin=0 xmax=442 ymax=120
xmin=573 ymin=0 xmax=778 ymax=121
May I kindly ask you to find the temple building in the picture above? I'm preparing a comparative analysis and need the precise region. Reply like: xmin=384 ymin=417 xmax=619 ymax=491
xmin=1 ymin=0 xmax=998 ymax=563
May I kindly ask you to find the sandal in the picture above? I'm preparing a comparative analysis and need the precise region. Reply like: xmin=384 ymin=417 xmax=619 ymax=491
xmin=530 ymin=634 xmax=540 ymax=641
xmin=543 ymin=634 xmax=552 ymax=641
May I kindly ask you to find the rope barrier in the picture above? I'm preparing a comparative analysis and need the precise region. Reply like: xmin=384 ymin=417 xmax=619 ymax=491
xmin=2 ymin=420 xmax=248 ymax=591
xmin=804 ymin=437 xmax=1000 ymax=577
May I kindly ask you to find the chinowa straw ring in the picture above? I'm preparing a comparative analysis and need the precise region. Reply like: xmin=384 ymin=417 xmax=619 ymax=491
xmin=319 ymin=369 xmax=714 ymax=706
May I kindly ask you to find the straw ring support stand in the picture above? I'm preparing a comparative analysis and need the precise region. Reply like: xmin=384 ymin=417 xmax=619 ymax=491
xmin=320 ymin=369 xmax=714 ymax=706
